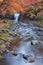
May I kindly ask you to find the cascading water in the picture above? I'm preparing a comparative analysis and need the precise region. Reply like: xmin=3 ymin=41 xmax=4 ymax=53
xmin=14 ymin=13 xmax=20 ymax=23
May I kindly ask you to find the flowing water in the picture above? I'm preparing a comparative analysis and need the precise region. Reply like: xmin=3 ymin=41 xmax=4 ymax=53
xmin=4 ymin=21 xmax=43 ymax=65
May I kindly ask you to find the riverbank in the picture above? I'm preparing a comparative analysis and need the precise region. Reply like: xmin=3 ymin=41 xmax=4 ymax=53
xmin=22 ymin=19 xmax=43 ymax=27
xmin=0 ymin=18 xmax=43 ymax=27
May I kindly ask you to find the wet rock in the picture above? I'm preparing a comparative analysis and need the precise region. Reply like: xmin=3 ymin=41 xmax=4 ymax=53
xmin=23 ymin=54 xmax=28 ymax=60
xmin=31 ymin=40 xmax=39 ymax=45
xmin=22 ymin=36 xmax=31 ymax=41
xmin=23 ymin=54 xmax=35 ymax=63
xmin=11 ymin=51 xmax=18 ymax=56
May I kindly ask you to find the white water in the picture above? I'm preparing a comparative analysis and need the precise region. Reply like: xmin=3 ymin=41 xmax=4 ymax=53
xmin=14 ymin=13 xmax=20 ymax=23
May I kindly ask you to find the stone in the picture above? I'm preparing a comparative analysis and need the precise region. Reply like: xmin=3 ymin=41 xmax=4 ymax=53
xmin=31 ymin=40 xmax=39 ymax=45
xmin=23 ymin=54 xmax=35 ymax=63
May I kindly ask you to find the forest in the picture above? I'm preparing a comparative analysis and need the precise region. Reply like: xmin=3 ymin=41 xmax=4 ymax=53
xmin=0 ymin=0 xmax=43 ymax=65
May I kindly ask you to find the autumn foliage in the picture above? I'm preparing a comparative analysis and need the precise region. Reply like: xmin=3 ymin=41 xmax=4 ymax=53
xmin=0 ymin=0 xmax=42 ymax=16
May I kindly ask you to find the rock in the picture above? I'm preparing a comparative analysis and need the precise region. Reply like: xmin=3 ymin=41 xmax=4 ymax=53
xmin=23 ymin=54 xmax=35 ymax=63
xmin=23 ymin=54 xmax=28 ymax=60
xmin=31 ymin=40 xmax=39 ymax=45
xmin=23 ymin=36 xmax=31 ymax=41
xmin=11 ymin=51 xmax=18 ymax=56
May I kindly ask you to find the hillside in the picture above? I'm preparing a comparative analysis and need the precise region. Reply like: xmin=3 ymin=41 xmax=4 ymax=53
xmin=0 ymin=0 xmax=42 ymax=16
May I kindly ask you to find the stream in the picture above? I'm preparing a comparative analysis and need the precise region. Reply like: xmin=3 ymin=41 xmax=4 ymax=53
xmin=3 ymin=21 xmax=43 ymax=65
xmin=5 ymin=22 xmax=43 ymax=65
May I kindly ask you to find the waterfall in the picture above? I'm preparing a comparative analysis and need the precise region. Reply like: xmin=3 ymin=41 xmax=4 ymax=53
xmin=14 ymin=13 xmax=20 ymax=23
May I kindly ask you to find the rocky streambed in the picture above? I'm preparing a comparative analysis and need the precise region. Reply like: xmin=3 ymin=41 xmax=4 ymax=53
xmin=0 ymin=20 xmax=43 ymax=65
